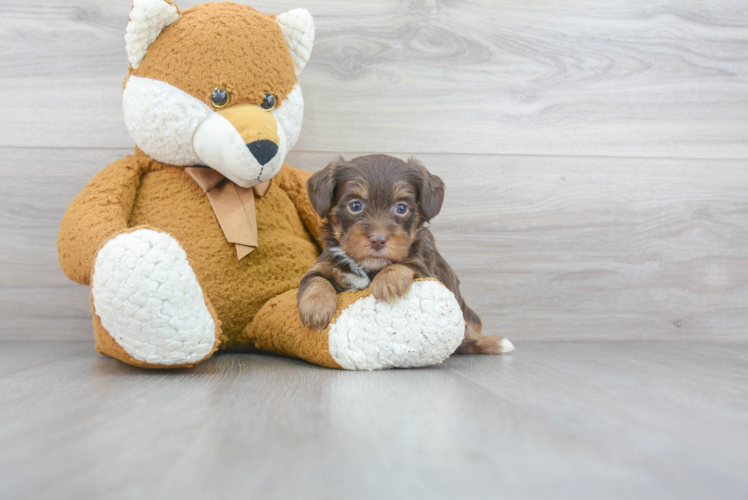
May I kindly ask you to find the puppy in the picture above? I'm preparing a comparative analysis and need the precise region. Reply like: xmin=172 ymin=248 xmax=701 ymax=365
xmin=297 ymin=154 xmax=511 ymax=355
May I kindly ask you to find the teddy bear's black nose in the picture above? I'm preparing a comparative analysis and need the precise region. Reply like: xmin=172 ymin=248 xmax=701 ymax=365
xmin=247 ymin=140 xmax=278 ymax=166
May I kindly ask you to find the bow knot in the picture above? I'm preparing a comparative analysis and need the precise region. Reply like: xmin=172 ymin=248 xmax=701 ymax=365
xmin=185 ymin=167 xmax=271 ymax=259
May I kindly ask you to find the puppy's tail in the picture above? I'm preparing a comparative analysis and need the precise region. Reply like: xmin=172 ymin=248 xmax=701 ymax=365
xmin=456 ymin=335 xmax=515 ymax=355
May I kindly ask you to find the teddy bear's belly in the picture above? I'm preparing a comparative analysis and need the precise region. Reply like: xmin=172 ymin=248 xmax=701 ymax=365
xmin=128 ymin=168 xmax=319 ymax=349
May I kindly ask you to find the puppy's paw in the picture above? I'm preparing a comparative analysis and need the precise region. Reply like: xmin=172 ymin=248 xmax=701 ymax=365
xmin=371 ymin=264 xmax=415 ymax=303
xmin=298 ymin=277 xmax=338 ymax=330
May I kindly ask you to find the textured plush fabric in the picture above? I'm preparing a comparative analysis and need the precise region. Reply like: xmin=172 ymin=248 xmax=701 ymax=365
xmin=246 ymin=279 xmax=465 ymax=370
xmin=130 ymin=3 xmax=297 ymax=108
xmin=125 ymin=0 xmax=180 ymax=69
xmin=327 ymin=280 xmax=465 ymax=370
xmin=129 ymin=158 xmax=320 ymax=349
xmin=89 ymin=226 xmax=223 ymax=370
xmin=275 ymin=9 xmax=315 ymax=74
xmin=91 ymin=281 xmax=222 ymax=370
xmin=58 ymin=150 xmax=322 ymax=351
xmin=92 ymin=228 xmax=219 ymax=365
xmin=245 ymin=287 xmax=351 ymax=369
xmin=58 ymin=153 xmax=150 ymax=286
xmin=122 ymin=75 xmax=213 ymax=166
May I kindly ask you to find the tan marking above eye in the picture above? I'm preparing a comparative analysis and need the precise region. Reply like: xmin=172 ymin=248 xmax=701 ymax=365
xmin=349 ymin=183 xmax=369 ymax=200
xmin=393 ymin=185 xmax=415 ymax=200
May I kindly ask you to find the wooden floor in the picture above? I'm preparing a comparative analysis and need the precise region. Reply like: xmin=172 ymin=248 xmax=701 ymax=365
xmin=1 ymin=340 xmax=746 ymax=500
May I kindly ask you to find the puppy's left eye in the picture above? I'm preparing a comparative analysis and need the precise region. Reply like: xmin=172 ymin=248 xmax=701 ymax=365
xmin=349 ymin=201 xmax=363 ymax=213
xmin=395 ymin=203 xmax=408 ymax=215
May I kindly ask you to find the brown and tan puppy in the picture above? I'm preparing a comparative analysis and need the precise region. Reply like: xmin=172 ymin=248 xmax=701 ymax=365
xmin=298 ymin=154 xmax=509 ymax=355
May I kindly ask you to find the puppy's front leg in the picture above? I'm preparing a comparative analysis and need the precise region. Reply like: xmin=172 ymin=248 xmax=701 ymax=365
xmin=298 ymin=275 xmax=338 ymax=330
xmin=371 ymin=264 xmax=415 ymax=303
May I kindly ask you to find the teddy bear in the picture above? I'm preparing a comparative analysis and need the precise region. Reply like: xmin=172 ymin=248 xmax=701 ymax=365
xmin=57 ymin=0 xmax=471 ymax=370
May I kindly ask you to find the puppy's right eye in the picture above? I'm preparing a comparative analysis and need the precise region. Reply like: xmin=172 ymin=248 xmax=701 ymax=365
xmin=349 ymin=201 xmax=363 ymax=213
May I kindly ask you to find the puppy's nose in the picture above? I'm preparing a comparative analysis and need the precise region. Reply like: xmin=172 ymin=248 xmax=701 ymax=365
xmin=369 ymin=234 xmax=388 ymax=250
xmin=247 ymin=140 xmax=278 ymax=166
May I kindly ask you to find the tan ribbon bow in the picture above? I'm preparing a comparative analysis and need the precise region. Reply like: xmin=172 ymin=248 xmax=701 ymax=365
xmin=185 ymin=167 xmax=272 ymax=260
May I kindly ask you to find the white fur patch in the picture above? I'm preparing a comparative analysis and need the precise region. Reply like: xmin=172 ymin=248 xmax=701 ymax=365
xmin=192 ymin=111 xmax=288 ymax=188
xmin=328 ymin=246 xmax=368 ymax=277
xmin=91 ymin=229 xmax=217 ymax=366
xmin=328 ymin=246 xmax=371 ymax=290
xmin=272 ymin=84 xmax=304 ymax=153
xmin=125 ymin=0 xmax=180 ymax=69
xmin=123 ymin=76 xmax=212 ymax=166
xmin=344 ymin=272 xmax=371 ymax=291
xmin=328 ymin=280 xmax=465 ymax=370
xmin=276 ymin=9 xmax=315 ymax=75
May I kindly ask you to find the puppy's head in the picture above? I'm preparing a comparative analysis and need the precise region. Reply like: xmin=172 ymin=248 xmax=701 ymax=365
xmin=307 ymin=154 xmax=445 ymax=271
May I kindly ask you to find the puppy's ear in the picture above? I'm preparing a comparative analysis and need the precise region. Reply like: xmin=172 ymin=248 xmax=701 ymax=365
xmin=407 ymin=157 xmax=445 ymax=222
xmin=307 ymin=156 xmax=346 ymax=217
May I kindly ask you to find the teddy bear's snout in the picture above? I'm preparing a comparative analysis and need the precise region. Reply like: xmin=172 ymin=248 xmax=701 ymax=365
xmin=192 ymin=104 xmax=287 ymax=188
xmin=247 ymin=140 xmax=279 ymax=166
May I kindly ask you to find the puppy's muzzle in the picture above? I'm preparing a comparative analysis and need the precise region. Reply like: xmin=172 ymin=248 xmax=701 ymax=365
xmin=369 ymin=233 xmax=387 ymax=251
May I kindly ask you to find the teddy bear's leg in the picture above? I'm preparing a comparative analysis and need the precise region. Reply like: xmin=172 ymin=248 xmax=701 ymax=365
xmin=245 ymin=279 xmax=468 ymax=370
xmin=90 ymin=228 xmax=221 ymax=368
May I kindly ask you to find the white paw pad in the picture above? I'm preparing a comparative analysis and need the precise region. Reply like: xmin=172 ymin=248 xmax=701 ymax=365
xmin=328 ymin=280 xmax=465 ymax=370
xmin=92 ymin=229 xmax=216 ymax=365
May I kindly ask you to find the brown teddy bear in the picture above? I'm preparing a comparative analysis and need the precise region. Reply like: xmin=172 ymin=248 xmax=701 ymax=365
xmin=57 ymin=0 xmax=471 ymax=370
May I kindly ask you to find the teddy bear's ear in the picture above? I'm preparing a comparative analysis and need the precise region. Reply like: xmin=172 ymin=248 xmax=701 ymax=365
xmin=276 ymin=8 xmax=315 ymax=76
xmin=125 ymin=0 xmax=181 ymax=70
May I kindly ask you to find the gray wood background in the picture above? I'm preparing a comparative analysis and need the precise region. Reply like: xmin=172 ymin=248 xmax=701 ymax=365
xmin=2 ymin=0 xmax=747 ymax=341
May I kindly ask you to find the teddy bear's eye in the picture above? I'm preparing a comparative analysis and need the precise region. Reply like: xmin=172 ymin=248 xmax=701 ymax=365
xmin=261 ymin=93 xmax=276 ymax=111
xmin=211 ymin=88 xmax=230 ymax=108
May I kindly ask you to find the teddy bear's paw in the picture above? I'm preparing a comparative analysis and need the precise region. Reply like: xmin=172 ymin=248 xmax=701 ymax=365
xmin=91 ymin=229 xmax=217 ymax=366
xmin=328 ymin=280 xmax=465 ymax=370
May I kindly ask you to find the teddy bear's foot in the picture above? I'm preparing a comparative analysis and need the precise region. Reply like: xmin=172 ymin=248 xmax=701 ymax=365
xmin=327 ymin=280 xmax=466 ymax=370
xmin=247 ymin=279 xmax=465 ymax=370
xmin=91 ymin=229 xmax=219 ymax=367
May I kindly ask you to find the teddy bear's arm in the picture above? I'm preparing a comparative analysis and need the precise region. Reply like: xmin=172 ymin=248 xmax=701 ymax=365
xmin=57 ymin=155 xmax=147 ymax=285
xmin=274 ymin=164 xmax=324 ymax=246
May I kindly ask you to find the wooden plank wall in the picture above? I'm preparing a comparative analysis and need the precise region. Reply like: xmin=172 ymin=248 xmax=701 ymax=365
xmin=1 ymin=0 xmax=747 ymax=341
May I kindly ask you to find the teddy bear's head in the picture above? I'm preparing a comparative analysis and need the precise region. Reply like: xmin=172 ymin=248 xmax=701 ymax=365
xmin=122 ymin=0 xmax=314 ymax=188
